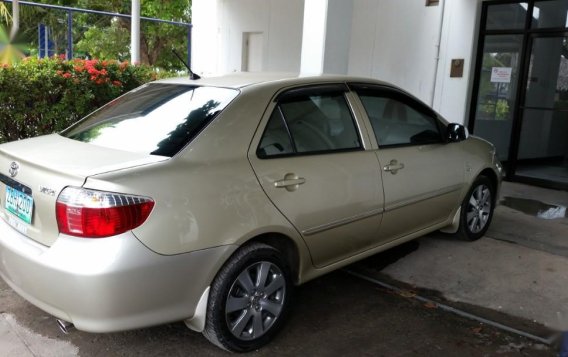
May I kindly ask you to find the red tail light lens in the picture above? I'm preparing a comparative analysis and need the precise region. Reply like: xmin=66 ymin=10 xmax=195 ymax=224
xmin=56 ymin=187 xmax=154 ymax=238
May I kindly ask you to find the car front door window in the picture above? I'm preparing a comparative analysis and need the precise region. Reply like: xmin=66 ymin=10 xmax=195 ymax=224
xmin=357 ymin=94 xmax=442 ymax=148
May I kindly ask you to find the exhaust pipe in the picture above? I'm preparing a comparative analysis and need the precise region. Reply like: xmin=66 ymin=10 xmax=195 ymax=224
xmin=56 ymin=319 xmax=74 ymax=334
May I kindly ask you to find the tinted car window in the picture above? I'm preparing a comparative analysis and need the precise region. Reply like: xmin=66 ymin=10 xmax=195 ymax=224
xmin=358 ymin=94 xmax=442 ymax=147
xmin=62 ymin=84 xmax=239 ymax=157
xmin=275 ymin=92 xmax=360 ymax=155
xmin=257 ymin=109 xmax=294 ymax=158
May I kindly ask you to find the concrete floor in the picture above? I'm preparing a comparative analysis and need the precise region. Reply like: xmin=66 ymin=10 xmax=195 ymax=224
xmin=0 ymin=270 xmax=554 ymax=356
xmin=376 ymin=182 xmax=568 ymax=332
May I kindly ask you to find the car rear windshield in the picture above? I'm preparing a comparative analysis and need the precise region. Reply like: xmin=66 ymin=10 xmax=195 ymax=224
xmin=61 ymin=84 xmax=239 ymax=157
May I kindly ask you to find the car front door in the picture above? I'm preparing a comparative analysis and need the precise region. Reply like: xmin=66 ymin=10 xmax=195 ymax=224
xmin=351 ymin=84 xmax=466 ymax=242
xmin=248 ymin=84 xmax=384 ymax=268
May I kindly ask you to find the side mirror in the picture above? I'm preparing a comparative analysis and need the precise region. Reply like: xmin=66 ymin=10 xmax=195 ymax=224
xmin=446 ymin=123 xmax=469 ymax=143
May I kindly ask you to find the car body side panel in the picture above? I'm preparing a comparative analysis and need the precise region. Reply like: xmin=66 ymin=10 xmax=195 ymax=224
xmin=375 ymin=143 xmax=466 ymax=241
xmin=247 ymin=88 xmax=385 ymax=268
xmin=0 ymin=221 xmax=237 ymax=332
xmin=86 ymin=86 xmax=311 ymax=266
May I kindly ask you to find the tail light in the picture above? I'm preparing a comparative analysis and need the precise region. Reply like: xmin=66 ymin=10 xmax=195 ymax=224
xmin=56 ymin=187 xmax=154 ymax=238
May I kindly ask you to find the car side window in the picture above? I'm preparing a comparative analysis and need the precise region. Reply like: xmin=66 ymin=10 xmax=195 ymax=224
xmin=257 ymin=90 xmax=362 ymax=158
xmin=358 ymin=93 xmax=442 ymax=147
xmin=257 ymin=109 xmax=295 ymax=158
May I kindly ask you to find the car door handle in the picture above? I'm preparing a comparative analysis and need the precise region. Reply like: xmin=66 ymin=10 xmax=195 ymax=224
xmin=383 ymin=160 xmax=405 ymax=174
xmin=274 ymin=174 xmax=305 ymax=192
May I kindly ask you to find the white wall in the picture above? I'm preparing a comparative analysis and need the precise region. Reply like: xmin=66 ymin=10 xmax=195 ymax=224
xmin=192 ymin=0 xmax=304 ymax=75
xmin=433 ymin=0 xmax=483 ymax=124
xmin=192 ymin=0 xmax=487 ymax=124
xmin=347 ymin=0 xmax=484 ymax=124
xmin=191 ymin=0 xmax=221 ymax=76
xmin=348 ymin=1 xmax=442 ymax=105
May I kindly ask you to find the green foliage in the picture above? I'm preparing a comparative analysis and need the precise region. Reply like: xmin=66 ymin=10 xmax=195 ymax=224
xmin=0 ymin=56 xmax=174 ymax=143
xmin=76 ymin=19 xmax=130 ymax=61
xmin=12 ymin=0 xmax=191 ymax=71
xmin=480 ymin=99 xmax=510 ymax=120
xmin=0 ymin=3 xmax=11 ymax=25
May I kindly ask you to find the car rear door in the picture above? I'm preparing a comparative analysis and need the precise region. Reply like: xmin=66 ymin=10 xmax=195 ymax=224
xmin=350 ymin=84 xmax=466 ymax=242
xmin=248 ymin=84 xmax=384 ymax=268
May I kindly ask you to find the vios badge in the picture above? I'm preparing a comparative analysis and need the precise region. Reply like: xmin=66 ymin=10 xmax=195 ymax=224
xmin=9 ymin=161 xmax=19 ymax=177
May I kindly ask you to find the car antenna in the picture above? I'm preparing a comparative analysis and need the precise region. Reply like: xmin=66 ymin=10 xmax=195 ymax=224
xmin=172 ymin=49 xmax=201 ymax=80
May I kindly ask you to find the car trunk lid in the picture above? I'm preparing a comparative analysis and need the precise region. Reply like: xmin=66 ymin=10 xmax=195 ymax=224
xmin=0 ymin=134 xmax=167 ymax=247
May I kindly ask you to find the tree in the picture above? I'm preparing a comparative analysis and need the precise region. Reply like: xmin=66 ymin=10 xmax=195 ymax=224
xmin=80 ymin=0 xmax=191 ymax=70
xmin=3 ymin=0 xmax=191 ymax=70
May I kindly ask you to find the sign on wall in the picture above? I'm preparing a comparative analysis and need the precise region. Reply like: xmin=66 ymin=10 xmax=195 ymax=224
xmin=490 ymin=67 xmax=512 ymax=83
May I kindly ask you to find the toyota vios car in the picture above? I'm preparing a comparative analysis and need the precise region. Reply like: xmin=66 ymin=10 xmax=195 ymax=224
xmin=0 ymin=73 xmax=502 ymax=352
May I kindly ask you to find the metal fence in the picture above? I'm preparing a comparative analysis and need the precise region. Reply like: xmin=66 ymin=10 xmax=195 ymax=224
xmin=1 ymin=0 xmax=192 ymax=69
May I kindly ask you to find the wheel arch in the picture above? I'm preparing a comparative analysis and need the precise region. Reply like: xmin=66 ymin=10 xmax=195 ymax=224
xmin=246 ymin=233 xmax=302 ymax=285
xmin=478 ymin=167 xmax=500 ymax=205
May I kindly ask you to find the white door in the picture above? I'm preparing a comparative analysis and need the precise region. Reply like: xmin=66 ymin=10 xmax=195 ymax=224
xmin=242 ymin=32 xmax=263 ymax=72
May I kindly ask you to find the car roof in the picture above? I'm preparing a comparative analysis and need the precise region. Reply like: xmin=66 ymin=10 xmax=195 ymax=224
xmin=155 ymin=72 xmax=393 ymax=90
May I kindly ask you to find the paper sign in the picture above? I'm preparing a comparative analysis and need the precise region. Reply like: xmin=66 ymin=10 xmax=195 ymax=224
xmin=490 ymin=67 xmax=512 ymax=83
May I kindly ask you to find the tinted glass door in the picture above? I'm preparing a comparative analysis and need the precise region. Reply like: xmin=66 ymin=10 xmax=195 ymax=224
xmin=516 ymin=35 xmax=568 ymax=185
xmin=471 ymin=0 xmax=568 ymax=189
xmin=472 ymin=34 xmax=524 ymax=161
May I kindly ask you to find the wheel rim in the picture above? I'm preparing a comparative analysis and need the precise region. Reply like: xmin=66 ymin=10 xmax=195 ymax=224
xmin=225 ymin=261 xmax=286 ymax=341
xmin=466 ymin=184 xmax=492 ymax=234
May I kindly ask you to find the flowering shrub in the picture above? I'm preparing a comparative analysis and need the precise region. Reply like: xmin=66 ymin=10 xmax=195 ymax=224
xmin=0 ymin=56 xmax=172 ymax=143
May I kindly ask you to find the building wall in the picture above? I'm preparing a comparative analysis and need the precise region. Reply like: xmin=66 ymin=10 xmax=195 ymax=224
xmin=192 ymin=0 xmax=487 ymax=125
xmin=434 ymin=0 xmax=482 ymax=124
xmin=348 ymin=1 xmax=442 ymax=105
xmin=192 ymin=0 xmax=304 ymax=76
xmin=348 ymin=0 xmax=482 ymax=124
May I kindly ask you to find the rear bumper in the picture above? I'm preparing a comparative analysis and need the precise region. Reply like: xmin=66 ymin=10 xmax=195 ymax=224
xmin=0 ymin=218 xmax=236 ymax=332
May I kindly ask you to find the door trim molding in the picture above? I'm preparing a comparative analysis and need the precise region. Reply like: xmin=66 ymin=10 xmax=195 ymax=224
xmin=302 ymin=208 xmax=383 ymax=236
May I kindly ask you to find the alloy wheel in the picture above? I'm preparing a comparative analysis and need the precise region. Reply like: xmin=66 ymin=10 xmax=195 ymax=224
xmin=225 ymin=261 xmax=286 ymax=340
xmin=466 ymin=184 xmax=492 ymax=234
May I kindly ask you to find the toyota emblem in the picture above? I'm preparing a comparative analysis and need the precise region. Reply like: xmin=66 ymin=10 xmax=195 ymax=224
xmin=9 ymin=161 xmax=19 ymax=178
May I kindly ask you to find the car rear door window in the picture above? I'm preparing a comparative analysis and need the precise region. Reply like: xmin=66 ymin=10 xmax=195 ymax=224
xmin=355 ymin=89 xmax=443 ymax=148
xmin=257 ymin=87 xmax=362 ymax=158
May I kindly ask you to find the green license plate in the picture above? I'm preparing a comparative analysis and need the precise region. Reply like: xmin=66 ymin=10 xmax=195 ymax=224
xmin=5 ymin=186 xmax=33 ymax=224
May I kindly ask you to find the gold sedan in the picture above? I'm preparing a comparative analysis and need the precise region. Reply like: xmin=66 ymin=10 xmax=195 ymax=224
xmin=0 ymin=74 xmax=502 ymax=352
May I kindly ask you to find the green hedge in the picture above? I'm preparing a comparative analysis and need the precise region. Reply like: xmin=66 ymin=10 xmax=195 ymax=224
xmin=0 ymin=56 xmax=171 ymax=143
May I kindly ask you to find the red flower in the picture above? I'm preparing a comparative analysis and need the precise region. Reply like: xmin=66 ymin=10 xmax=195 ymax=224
xmin=62 ymin=73 xmax=72 ymax=79
xmin=112 ymin=80 xmax=122 ymax=87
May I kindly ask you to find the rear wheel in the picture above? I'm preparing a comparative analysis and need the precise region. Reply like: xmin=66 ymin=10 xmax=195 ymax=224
xmin=203 ymin=243 xmax=293 ymax=352
xmin=455 ymin=176 xmax=495 ymax=241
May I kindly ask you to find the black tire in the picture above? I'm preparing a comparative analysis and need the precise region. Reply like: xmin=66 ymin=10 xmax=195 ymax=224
xmin=203 ymin=242 xmax=293 ymax=352
xmin=455 ymin=175 xmax=495 ymax=241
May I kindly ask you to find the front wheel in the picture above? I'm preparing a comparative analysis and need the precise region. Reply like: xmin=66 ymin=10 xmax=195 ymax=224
xmin=455 ymin=176 xmax=495 ymax=241
xmin=203 ymin=243 xmax=293 ymax=352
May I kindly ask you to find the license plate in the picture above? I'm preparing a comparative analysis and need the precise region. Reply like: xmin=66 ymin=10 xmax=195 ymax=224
xmin=5 ymin=186 xmax=33 ymax=224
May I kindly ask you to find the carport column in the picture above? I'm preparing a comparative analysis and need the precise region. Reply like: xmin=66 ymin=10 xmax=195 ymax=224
xmin=300 ymin=0 xmax=353 ymax=75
